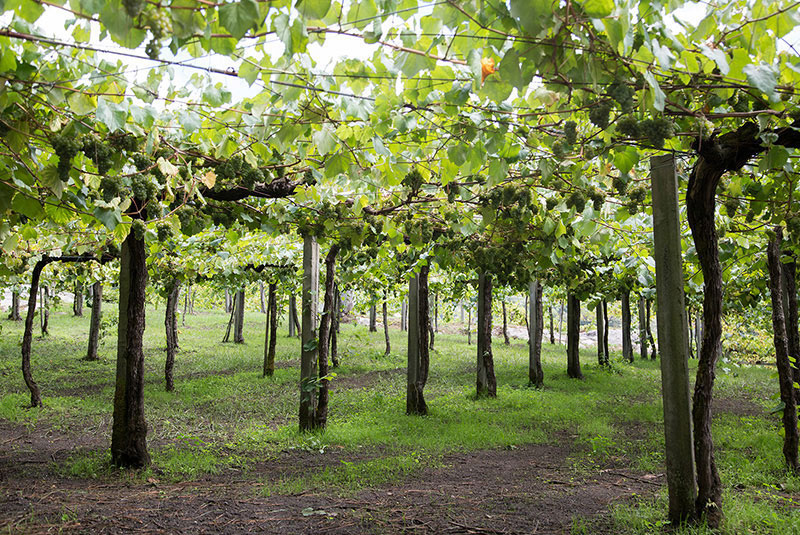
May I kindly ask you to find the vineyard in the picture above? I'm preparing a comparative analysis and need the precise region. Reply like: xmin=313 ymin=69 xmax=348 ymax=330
xmin=1 ymin=0 xmax=800 ymax=533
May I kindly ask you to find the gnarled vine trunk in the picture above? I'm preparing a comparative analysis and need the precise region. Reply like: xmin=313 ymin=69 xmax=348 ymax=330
xmin=383 ymin=291 xmax=391 ymax=356
xmin=476 ymin=273 xmax=497 ymax=398
xmin=502 ymin=300 xmax=510 ymax=345
xmin=164 ymin=279 xmax=181 ymax=392
xmin=566 ymin=293 xmax=583 ymax=379
xmin=406 ymin=264 xmax=430 ymax=415
xmin=111 ymin=231 xmax=151 ymax=468
xmin=528 ymin=281 xmax=544 ymax=388
xmin=86 ymin=281 xmax=103 ymax=361
xmin=331 ymin=285 xmax=340 ymax=367
xmin=596 ymin=302 xmax=605 ymax=366
xmin=8 ymin=290 xmax=21 ymax=321
xmin=263 ymin=282 xmax=278 ymax=377
xmin=233 ymin=289 xmax=245 ymax=344
xmin=73 ymin=281 xmax=84 ymax=317
xmin=767 ymin=229 xmax=800 ymax=472
xmin=315 ymin=245 xmax=339 ymax=429
xmin=781 ymin=257 xmax=800 ymax=402
xmin=621 ymin=290 xmax=633 ymax=363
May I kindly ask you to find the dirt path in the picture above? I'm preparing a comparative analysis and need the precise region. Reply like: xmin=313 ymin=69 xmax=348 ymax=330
xmin=0 ymin=421 xmax=658 ymax=534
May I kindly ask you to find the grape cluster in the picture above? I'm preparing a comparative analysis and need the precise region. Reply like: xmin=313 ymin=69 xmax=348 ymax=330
xmin=131 ymin=219 xmax=146 ymax=240
xmin=566 ymin=191 xmax=586 ymax=212
xmin=552 ymin=140 xmax=568 ymax=160
xmin=302 ymin=169 xmax=314 ymax=185
xmin=545 ymin=197 xmax=559 ymax=211
xmin=132 ymin=153 xmax=152 ymax=172
xmin=730 ymin=94 xmax=750 ymax=112
xmin=626 ymin=183 xmax=649 ymax=214
xmin=445 ymin=182 xmax=460 ymax=203
xmin=723 ymin=198 xmax=739 ymax=217
xmin=564 ymin=120 xmax=577 ymax=145
xmin=589 ymin=102 xmax=612 ymax=129
xmin=612 ymin=175 xmax=628 ymax=195
xmin=402 ymin=168 xmax=424 ymax=193
xmin=100 ymin=177 xmax=122 ymax=203
xmin=147 ymin=9 xmax=173 ymax=40
xmin=123 ymin=0 xmax=145 ymax=19
xmin=131 ymin=174 xmax=159 ymax=202
xmin=51 ymin=134 xmax=81 ymax=181
xmin=107 ymin=132 xmax=138 ymax=152
xmin=787 ymin=216 xmax=800 ymax=244
xmin=588 ymin=187 xmax=605 ymax=210
xmin=637 ymin=118 xmax=674 ymax=148
xmin=156 ymin=222 xmax=173 ymax=242
xmin=607 ymin=82 xmax=635 ymax=112
xmin=80 ymin=137 xmax=113 ymax=175
xmin=616 ymin=116 xmax=640 ymax=138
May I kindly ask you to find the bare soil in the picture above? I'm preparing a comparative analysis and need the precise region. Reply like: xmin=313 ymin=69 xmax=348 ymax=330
xmin=0 ymin=417 xmax=662 ymax=535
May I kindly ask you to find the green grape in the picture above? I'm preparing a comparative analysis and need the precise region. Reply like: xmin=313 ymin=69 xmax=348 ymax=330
xmin=131 ymin=219 xmax=146 ymax=240
xmin=612 ymin=175 xmax=628 ymax=195
xmin=638 ymin=117 xmax=674 ymax=149
xmin=545 ymin=197 xmax=558 ymax=211
xmin=589 ymin=188 xmax=605 ymax=210
xmin=723 ymin=198 xmax=739 ymax=217
xmin=632 ymin=32 xmax=644 ymax=51
xmin=552 ymin=140 xmax=568 ymax=159
xmin=402 ymin=168 xmax=424 ymax=192
xmin=80 ymin=136 xmax=113 ymax=174
xmin=133 ymin=154 xmax=152 ymax=171
xmin=131 ymin=175 xmax=149 ymax=201
xmin=566 ymin=191 xmax=586 ymax=212
xmin=145 ymin=39 xmax=160 ymax=60
xmin=50 ymin=133 xmax=81 ymax=182
xmin=616 ymin=116 xmax=640 ymax=138
xmin=607 ymin=82 xmax=635 ymax=111
xmin=589 ymin=101 xmax=612 ymax=129
xmin=100 ymin=177 xmax=122 ymax=203
xmin=564 ymin=120 xmax=577 ymax=145
xmin=732 ymin=94 xmax=750 ymax=112
xmin=156 ymin=223 xmax=173 ymax=242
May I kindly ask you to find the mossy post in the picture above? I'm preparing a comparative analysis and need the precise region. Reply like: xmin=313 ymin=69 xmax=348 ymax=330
xmin=299 ymin=234 xmax=319 ymax=432
xmin=650 ymin=154 xmax=696 ymax=523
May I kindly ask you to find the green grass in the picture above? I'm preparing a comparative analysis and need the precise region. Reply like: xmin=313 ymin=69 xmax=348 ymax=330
xmin=0 ymin=301 xmax=796 ymax=533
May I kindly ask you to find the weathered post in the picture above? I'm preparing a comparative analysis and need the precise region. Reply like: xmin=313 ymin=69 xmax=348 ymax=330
xmin=650 ymin=154 xmax=697 ymax=523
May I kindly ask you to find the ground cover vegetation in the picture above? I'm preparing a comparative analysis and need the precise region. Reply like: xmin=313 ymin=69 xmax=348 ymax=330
xmin=1 ymin=0 xmax=800 ymax=531
xmin=1 ymin=300 xmax=798 ymax=534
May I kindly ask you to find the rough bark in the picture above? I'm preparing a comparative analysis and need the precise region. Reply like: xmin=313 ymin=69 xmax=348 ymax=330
xmin=73 ymin=281 xmax=84 ymax=317
xmin=263 ymin=283 xmax=278 ymax=377
xmin=476 ymin=273 xmax=497 ymax=398
xmin=331 ymin=285 xmax=340 ymax=368
xmin=315 ymin=245 xmax=339 ymax=429
xmin=21 ymin=259 xmax=50 ymax=407
xmin=566 ymin=294 xmax=583 ymax=379
xmin=781 ymin=257 xmax=800 ymax=402
xmin=39 ymin=286 xmax=50 ymax=337
xmin=602 ymin=299 xmax=610 ymax=364
xmin=647 ymin=299 xmax=657 ymax=359
xmin=502 ymin=300 xmax=510 ymax=345
xmin=224 ymin=288 xmax=232 ymax=313
xmin=528 ymin=281 xmax=544 ymax=388
xmin=383 ymin=291 xmax=391 ymax=356
xmin=638 ymin=296 xmax=648 ymax=360
xmin=621 ymin=291 xmax=633 ymax=363
xmin=86 ymin=282 xmax=103 ymax=361
xmin=369 ymin=304 xmax=377 ymax=332
xmin=233 ymin=289 xmax=245 ymax=344
xmin=549 ymin=306 xmax=555 ymax=344
xmin=164 ymin=279 xmax=181 ymax=392
xmin=111 ymin=231 xmax=151 ymax=468
xmin=8 ymin=290 xmax=21 ymax=321
xmin=596 ymin=302 xmax=605 ymax=366
xmin=299 ymin=236 xmax=319 ymax=432
xmin=767 ymin=230 xmax=800 ymax=472
xmin=406 ymin=265 xmax=430 ymax=415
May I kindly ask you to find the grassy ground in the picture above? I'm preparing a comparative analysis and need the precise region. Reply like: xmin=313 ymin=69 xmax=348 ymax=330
xmin=0 ymin=302 xmax=798 ymax=533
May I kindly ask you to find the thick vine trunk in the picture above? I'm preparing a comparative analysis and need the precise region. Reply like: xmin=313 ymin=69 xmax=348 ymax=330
xmin=73 ymin=281 xmax=84 ymax=317
xmin=406 ymin=265 xmax=430 ymax=415
xmin=21 ymin=259 xmax=51 ymax=407
xmin=111 ymin=231 xmax=151 ymax=468
xmin=602 ymin=299 xmax=610 ymax=364
xmin=233 ymin=289 xmax=245 ymax=344
xmin=502 ymin=300 xmax=510 ymax=345
xmin=86 ymin=282 xmax=103 ymax=361
xmin=476 ymin=273 xmax=497 ymax=398
xmin=647 ymin=299 xmax=656 ymax=359
xmin=299 ymin=236 xmax=319 ymax=432
xmin=528 ymin=281 xmax=544 ymax=388
xmin=638 ymin=296 xmax=648 ymax=360
xmin=8 ymin=290 xmax=21 ymax=321
xmin=369 ymin=304 xmax=377 ymax=332
xmin=781 ymin=258 xmax=800 ymax=402
xmin=596 ymin=302 xmax=605 ymax=366
xmin=40 ymin=286 xmax=49 ymax=337
xmin=263 ymin=283 xmax=278 ymax=377
xmin=428 ymin=293 xmax=435 ymax=350
xmin=767 ymin=230 xmax=800 ymax=472
xmin=383 ymin=292 xmax=391 ymax=356
xmin=566 ymin=293 xmax=583 ymax=379
xmin=621 ymin=291 xmax=633 ymax=363
xmin=164 ymin=280 xmax=180 ymax=392
xmin=315 ymin=245 xmax=339 ymax=429
xmin=224 ymin=289 xmax=232 ymax=313
xmin=331 ymin=285 xmax=340 ymax=367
